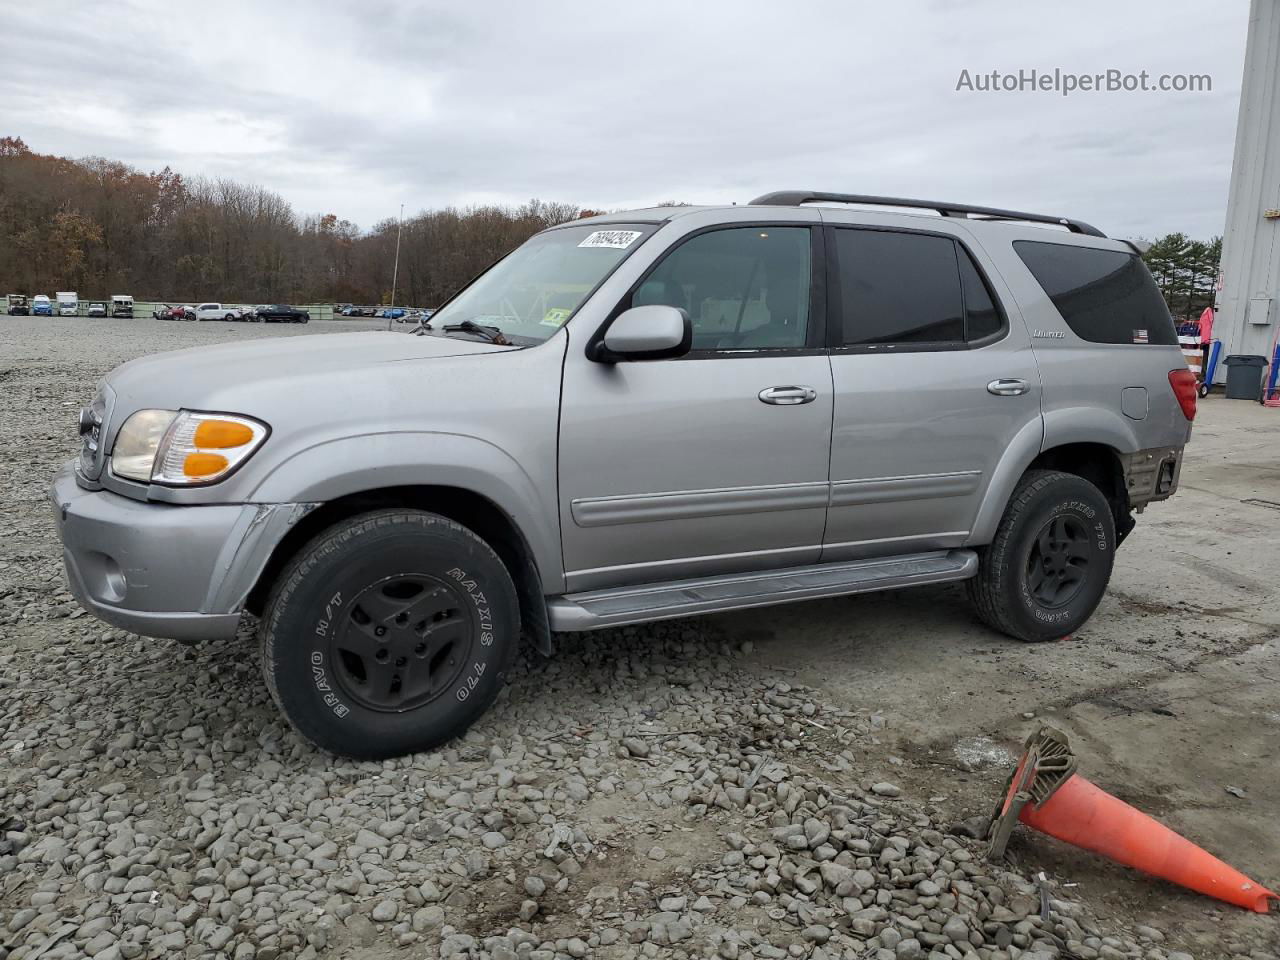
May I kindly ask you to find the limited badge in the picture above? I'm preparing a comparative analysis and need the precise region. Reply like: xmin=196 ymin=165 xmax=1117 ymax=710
xmin=578 ymin=230 xmax=642 ymax=249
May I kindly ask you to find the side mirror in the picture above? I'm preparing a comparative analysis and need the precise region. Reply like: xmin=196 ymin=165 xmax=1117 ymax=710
xmin=595 ymin=305 xmax=692 ymax=362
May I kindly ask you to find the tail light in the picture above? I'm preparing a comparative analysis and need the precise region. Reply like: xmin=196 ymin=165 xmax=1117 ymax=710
xmin=1168 ymin=369 xmax=1197 ymax=421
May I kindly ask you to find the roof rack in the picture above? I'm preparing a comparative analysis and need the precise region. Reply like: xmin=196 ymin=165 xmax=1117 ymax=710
xmin=749 ymin=191 xmax=1106 ymax=238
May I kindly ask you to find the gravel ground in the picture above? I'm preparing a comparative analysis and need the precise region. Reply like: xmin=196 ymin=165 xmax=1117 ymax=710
xmin=2 ymin=317 xmax=1276 ymax=960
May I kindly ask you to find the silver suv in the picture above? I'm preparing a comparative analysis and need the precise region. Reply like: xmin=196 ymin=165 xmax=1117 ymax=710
xmin=51 ymin=191 xmax=1196 ymax=758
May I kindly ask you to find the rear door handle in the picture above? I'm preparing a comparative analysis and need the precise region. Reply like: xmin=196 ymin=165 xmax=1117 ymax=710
xmin=759 ymin=385 xmax=817 ymax=405
xmin=987 ymin=378 xmax=1030 ymax=397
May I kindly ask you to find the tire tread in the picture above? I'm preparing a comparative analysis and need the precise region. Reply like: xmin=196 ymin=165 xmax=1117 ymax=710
xmin=966 ymin=469 xmax=1087 ymax=642
xmin=258 ymin=509 xmax=518 ymax=757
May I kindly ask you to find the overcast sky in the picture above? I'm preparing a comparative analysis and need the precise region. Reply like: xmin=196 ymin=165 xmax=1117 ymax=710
xmin=0 ymin=0 xmax=1249 ymax=239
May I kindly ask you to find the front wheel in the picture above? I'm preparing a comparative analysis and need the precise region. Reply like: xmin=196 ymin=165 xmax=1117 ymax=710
xmin=966 ymin=470 xmax=1115 ymax=642
xmin=259 ymin=510 xmax=520 ymax=758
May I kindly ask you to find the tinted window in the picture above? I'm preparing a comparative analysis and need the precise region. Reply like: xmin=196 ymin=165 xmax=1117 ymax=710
xmin=835 ymin=229 xmax=963 ymax=346
xmin=631 ymin=227 xmax=811 ymax=350
xmin=1014 ymin=240 xmax=1177 ymax=345
xmin=958 ymin=247 xmax=1004 ymax=341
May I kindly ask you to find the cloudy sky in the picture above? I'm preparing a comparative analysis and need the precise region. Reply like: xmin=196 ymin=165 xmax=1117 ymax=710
xmin=0 ymin=0 xmax=1248 ymax=239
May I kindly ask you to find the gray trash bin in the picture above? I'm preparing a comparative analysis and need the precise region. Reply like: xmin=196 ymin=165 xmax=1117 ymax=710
xmin=1223 ymin=355 xmax=1268 ymax=400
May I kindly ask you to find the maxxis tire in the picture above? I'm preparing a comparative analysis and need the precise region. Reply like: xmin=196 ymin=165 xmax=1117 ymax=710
xmin=259 ymin=509 xmax=520 ymax=758
xmin=965 ymin=469 xmax=1115 ymax=643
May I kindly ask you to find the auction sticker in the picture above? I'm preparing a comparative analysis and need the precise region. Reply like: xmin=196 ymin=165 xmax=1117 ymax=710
xmin=578 ymin=230 xmax=642 ymax=249
xmin=541 ymin=307 xmax=572 ymax=327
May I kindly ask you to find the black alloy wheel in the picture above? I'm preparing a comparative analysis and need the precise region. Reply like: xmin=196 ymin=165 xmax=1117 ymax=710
xmin=330 ymin=573 xmax=475 ymax=712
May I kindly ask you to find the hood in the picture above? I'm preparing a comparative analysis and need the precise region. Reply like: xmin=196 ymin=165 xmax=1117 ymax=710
xmin=105 ymin=330 xmax=516 ymax=420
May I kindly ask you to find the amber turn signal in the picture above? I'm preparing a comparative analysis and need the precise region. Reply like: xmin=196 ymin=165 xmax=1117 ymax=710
xmin=183 ymin=452 xmax=230 ymax=477
xmin=193 ymin=419 xmax=255 ymax=448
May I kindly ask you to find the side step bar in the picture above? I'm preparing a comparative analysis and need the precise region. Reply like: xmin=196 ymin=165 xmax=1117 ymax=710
xmin=547 ymin=549 xmax=978 ymax=632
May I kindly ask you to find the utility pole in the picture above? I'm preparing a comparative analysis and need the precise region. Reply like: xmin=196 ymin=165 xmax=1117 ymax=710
xmin=388 ymin=203 xmax=404 ymax=331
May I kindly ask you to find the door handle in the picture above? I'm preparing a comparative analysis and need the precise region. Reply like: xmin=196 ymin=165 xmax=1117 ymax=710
xmin=759 ymin=385 xmax=817 ymax=405
xmin=987 ymin=378 xmax=1030 ymax=397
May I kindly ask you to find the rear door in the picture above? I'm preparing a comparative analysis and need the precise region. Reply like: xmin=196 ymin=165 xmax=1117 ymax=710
xmin=822 ymin=221 xmax=1042 ymax=559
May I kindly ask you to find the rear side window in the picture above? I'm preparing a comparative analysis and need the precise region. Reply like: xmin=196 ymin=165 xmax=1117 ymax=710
xmin=833 ymin=229 xmax=1004 ymax=347
xmin=835 ymin=230 xmax=963 ymax=346
xmin=1013 ymin=240 xmax=1176 ymax=345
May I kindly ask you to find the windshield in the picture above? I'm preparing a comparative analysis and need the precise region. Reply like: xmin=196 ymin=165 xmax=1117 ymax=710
xmin=430 ymin=223 xmax=656 ymax=344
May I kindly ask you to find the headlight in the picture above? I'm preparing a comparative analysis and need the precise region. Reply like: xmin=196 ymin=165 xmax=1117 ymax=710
xmin=110 ymin=410 xmax=269 ymax=485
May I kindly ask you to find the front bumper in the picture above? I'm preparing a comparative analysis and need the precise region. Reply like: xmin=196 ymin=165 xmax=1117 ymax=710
xmin=50 ymin=462 xmax=311 ymax=642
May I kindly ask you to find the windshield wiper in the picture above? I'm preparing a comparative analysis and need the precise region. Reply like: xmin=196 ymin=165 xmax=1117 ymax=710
xmin=442 ymin=320 xmax=511 ymax=345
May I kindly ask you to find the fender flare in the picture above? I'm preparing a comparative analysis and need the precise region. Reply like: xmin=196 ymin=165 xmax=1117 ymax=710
xmin=245 ymin=431 xmax=564 ymax=594
xmin=968 ymin=408 xmax=1139 ymax=545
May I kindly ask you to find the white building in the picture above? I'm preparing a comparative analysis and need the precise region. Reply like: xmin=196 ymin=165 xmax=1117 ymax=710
xmin=1217 ymin=0 xmax=1280 ymax=376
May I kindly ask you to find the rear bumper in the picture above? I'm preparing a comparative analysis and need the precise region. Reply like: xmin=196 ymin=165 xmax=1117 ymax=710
xmin=1124 ymin=445 xmax=1184 ymax=509
xmin=50 ymin=462 xmax=313 ymax=642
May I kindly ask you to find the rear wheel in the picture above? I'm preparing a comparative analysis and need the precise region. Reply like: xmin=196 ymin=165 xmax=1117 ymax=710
xmin=966 ymin=470 xmax=1114 ymax=642
xmin=259 ymin=510 xmax=520 ymax=758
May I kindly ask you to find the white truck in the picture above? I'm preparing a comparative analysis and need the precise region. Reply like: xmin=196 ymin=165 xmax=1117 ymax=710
xmin=56 ymin=292 xmax=79 ymax=316
xmin=193 ymin=302 xmax=244 ymax=322
xmin=111 ymin=295 xmax=134 ymax=318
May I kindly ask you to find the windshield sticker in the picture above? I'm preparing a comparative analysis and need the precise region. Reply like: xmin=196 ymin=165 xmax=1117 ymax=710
xmin=578 ymin=230 xmax=642 ymax=249
xmin=1133 ymin=329 xmax=1149 ymax=344
xmin=541 ymin=307 xmax=572 ymax=327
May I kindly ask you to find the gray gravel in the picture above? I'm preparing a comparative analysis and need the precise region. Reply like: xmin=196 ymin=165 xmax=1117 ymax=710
xmin=0 ymin=317 xmax=1262 ymax=959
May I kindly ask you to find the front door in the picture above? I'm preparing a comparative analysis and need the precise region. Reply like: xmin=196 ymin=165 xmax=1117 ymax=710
xmin=822 ymin=224 xmax=1042 ymax=559
xmin=558 ymin=223 xmax=833 ymax=592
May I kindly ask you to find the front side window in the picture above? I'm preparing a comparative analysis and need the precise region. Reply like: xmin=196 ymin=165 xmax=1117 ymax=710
xmin=431 ymin=222 xmax=657 ymax=344
xmin=628 ymin=226 xmax=811 ymax=350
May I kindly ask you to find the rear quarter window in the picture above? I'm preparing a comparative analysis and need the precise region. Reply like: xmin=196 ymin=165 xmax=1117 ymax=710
xmin=1013 ymin=240 xmax=1176 ymax=346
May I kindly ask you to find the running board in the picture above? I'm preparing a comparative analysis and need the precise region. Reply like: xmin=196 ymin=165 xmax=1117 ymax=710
xmin=547 ymin=549 xmax=978 ymax=632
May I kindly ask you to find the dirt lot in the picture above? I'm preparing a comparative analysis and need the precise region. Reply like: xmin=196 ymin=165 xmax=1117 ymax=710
xmin=1 ymin=316 xmax=1276 ymax=960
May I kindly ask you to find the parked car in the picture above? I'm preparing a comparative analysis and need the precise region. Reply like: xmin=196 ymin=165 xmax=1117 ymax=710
xmin=51 ymin=191 xmax=1194 ymax=759
xmin=31 ymin=295 xmax=53 ymax=316
xmin=193 ymin=302 xmax=244 ymax=322
xmin=111 ymin=295 xmax=134 ymax=318
xmin=6 ymin=294 xmax=29 ymax=315
xmin=256 ymin=304 xmax=309 ymax=323
xmin=159 ymin=305 xmax=193 ymax=321
xmin=383 ymin=307 xmax=407 ymax=321
xmin=56 ymin=292 xmax=79 ymax=316
xmin=152 ymin=303 xmax=172 ymax=320
xmin=86 ymin=302 xmax=108 ymax=317
xmin=340 ymin=305 xmax=361 ymax=317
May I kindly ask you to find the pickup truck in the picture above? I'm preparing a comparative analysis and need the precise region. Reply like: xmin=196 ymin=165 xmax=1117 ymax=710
xmin=256 ymin=304 xmax=310 ymax=323
xmin=7 ymin=294 xmax=29 ymax=315
xmin=51 ymin=192 xmax=1193 ymax=759
xmin=86 ymin=302 xmax=108 ymax=317
xmin=193 ymin=302 xmax=244 ymax=322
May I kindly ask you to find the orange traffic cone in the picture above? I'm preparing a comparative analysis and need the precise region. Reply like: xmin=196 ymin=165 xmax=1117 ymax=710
xmin=988 ymin=727 xmax=1277 ymax=913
